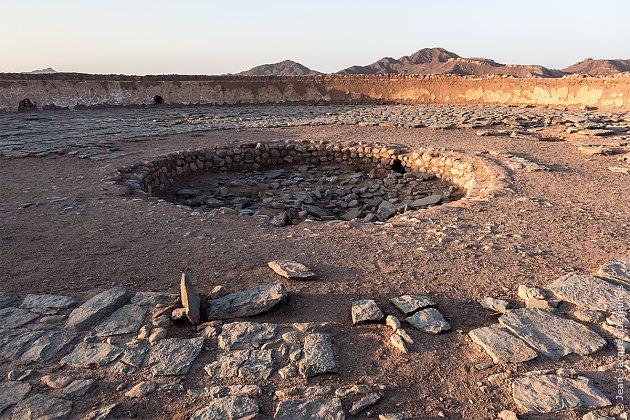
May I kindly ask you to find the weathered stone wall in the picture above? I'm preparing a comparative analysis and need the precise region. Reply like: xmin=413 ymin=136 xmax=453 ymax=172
xmin=1 ymin=73 xmax=630 ymax=112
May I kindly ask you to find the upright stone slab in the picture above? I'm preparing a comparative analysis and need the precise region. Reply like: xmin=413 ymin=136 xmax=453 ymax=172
xmin=512 ymin=374 xmax=611 ymax=413
xmin=268 ymin=260 xmax=316 ymax=280
xmin=181 ymin=272 xmax=201 ymax=325
xmin=66 ymin=287 xmax=130 ymax=330
xmin=147 ymin=337 xmax=204 ymax=375
xmin=11 ymin=393 xmax=73 ymax=420
xmin=0 ymin=307 xmax=39 ymax=328
xmin=546 ymin=273 xmax=629 ymax=311
xmin=20 ymin=294 xmax=76 ymax=311
xmin=190 ymin=396 xmax=259 ymax=420
xmin=597 ymin=258 xmax=630 ymax=285
xmin=205 ymin=282 xmax=287 ymax=320
xmin=299 ymin=333 xmax=337 ymax=378
xmin=93 ymin=304 xmax=147 ymax=337
xmin=0 ymin=381 xmax=31 ymax=414
xmin=468 ymin=326 xmax=537 ymax=363
xmin=499 ymin=308 xmax=606 ymax=360
xmin=274 ymin=398 xmax=345 ymax=420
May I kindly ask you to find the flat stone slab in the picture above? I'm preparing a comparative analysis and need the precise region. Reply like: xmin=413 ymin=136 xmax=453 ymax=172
xmin=546 ymin=273 xmax=628 ymax=311
xmin=0 ymin=329 xmax=44 ymax=359
xmin=499 ymin=308 xmax=606 ymax=360
xmin=512 ymin=374 xmax=611 ymax=413
xmin=268 ymin=260 xmax=316 ymax=280
xmin=468 ymin=326 xmax=537 ymax=364
xmin=0 ymin=292 xmax=18 ymax=309
xmin=218 ymin=321 xmax=280 ymax=351
xmin=19 ymin=330 xmax=76 ymax=364
xmin=406 ymin=308 xmax=450 ymax=334
xmin=390 ymin=295 xmax=435 ymax=315
xmin=181 ymin=273 xmax=201 ymax=325
xmin=93 ymin=304 xmax=147 ymax=337
xmin=63 ymin=379 xmax=95 ymax=397
xmin=274 ymin=398 xmax=345 ymax=420
xmin=205 ymin=349 xmax=275 ymax=380
xmin=20 ymin=294 xmax=76 ymax=311
xmin=66 ymin=287 xmax=130 ymax=330
xmin=597 ymin=258 xmax=630 ymax=284
xmin=130 ymin=291 xmax=178 ymax=307
xmin=190 ymin=396 xmax=259 ymax=420
xmin=0 ymin=381 xmax=31 ymax=414
xmin=351 ymin=300 xmax=384 ymax=324
xmin=61 ymin=342 xmax=123 ymax=368
xmin=0 ymin=307 xmax=39 ymax=328
xmin=205 ymin=282 xmax=287 ymax=320
xmin=147 ymin=337 xmax=204 ymax=375
xmin=12 ymin=393 xmax=73 ymax=420
xmin=299 ymin=333 xmax=337 ymax=378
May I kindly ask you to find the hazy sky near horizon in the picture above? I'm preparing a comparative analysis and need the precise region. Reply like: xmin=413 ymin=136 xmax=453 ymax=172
xmin=3 ymin=0 xmax=629 ymax=75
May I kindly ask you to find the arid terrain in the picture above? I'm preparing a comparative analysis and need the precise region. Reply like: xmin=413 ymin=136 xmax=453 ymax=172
xmin=0 ymin=104 xmax=629 ymax=420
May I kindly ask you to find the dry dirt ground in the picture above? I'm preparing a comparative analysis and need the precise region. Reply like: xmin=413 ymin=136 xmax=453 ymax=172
xmin=1 ymin=122 xmax=629 ymax=419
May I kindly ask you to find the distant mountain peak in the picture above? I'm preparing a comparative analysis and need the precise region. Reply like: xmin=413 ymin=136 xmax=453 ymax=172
xmin=27 ymin=67 xmax=57 ymax=74
xmin=237 ymin=60 xmax=323 ymax=76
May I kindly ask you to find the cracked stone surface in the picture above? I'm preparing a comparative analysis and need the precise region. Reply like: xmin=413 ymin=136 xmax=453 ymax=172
xmin=190 ymin=396 xmax=259 ymax=420
xmin=19 ymin=330 xmax=76 ymax=364
xmin=0 ymin=329 xmax=44 ymax=359
xmin=20 ymin=294 xmax=76 ymax=311
xmin=218 ymin=321 xmax=280 ymax=351
xmin=11 ymin=393 xmax=73 ymax=420
xmin=65 ymin=287 xmax=130 ymax=330
xmin=274 ymin=398 xmax=345 ymax=420
xmin=268 ymin=260 xmax=316 ymax=280
xmin=205 ymin=282 xmax=288 ymax=320
xmin=0 ymin=307 xmax=39 ymax=328
xmin=351 ymin=300 xmax=384 ymax=324
xmin=597 ymin=257 xmax=630 ymax=284
xmin=468 ymin=326 xmax=537 ymax=363
xmin=205 ymin=349 xmax=275 ymax=380
xmin=390 ymin=295 xmax=435 ymax=315
xmin=299 ymin=333 xmax=337 ymax=377
xmin=406 ymin=308 xmax=450 ymax=334
xmin=92 ymin=304 xmax=147 ymax=337
xmin=61 ymin=342 xmax=123 ymax=368
xmin=0 ymin=381 xmax=31 ymax=414
xmin=546 ymin=273 xmax=629 ymax=311
xmin=0 ymin=292 xmax=18 ymax=309
xmin=147 ymin=337 xmax=204 ymax=375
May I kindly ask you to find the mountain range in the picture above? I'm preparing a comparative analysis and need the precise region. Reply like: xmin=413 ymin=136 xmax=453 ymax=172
xmin=238 ymin=48 xmax=630 ymax=78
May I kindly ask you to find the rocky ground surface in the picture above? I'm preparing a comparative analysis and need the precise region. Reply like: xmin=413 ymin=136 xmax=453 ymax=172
xmin=1 ymin=105 xmax=630 ymax=419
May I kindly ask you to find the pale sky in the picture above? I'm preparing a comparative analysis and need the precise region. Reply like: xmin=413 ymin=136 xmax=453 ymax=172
xmin=2 ymin=0 xmax=629 ymax=75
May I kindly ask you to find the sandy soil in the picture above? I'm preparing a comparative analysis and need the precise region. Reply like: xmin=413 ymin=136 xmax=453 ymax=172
xmin=1 ymin=125 xmax=629 ymax=419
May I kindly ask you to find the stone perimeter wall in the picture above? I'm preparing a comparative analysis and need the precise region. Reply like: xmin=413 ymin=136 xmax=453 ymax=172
xmin=1 ymin=74 xmax=630 ymax=112
xmin=112 ymin=141 xmax=510 ymax=206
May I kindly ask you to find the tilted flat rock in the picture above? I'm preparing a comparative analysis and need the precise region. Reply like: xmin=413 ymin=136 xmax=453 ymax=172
xmin=218 ymin=321 xmax=280 ymax=351
xmin=61 ymin=342 xmax=123 ymax=368
xmin=390 ymin=295 xmax=435 ymax=315
xmin=181 ymin=272 xmax=201 ymax=325
xmin=131 ymin=291 xmax=178 ymax=307
xmin=66 ymin=287 xmax=130 ymax=330
xmin=20 ymin=294 xmax=76 ymax=311
xmin=597 ymin=258 xmax=630 ymax=284
xmin=512 ymin=374 xmax=611 ymax=413
xmin=0 ymin=329 xmax=44 ymax=359
xmin=406 ymin=308 xmax=450 ymax=334
xmin=299 ymin=333 xmax=337 ymax=377
xmin=0 ymin=307 xmax=39 ymax=328
xmin=468 ymin=326 xmax=537 ymax=363
xmin=93 ymin=304 xmax=147 ymax=337
xmin=62 ymin=379 xmax=95 ymax=397
xmin=274 ymin=398 xmax=345 ymax=420
xmin=147 ymin=337 xmax=204 ymax=375
xmin=205 ymin=282 xmax=287 ymax=320
xmin=546 ymin=273 xmax=629 ymax=311
xmin=190 ymin=396 xmax=259 ymax=420
xmin=12 ymin=393 xmax=73 ymax=420
xmin=499 ymin=308 xmax=606 ymax=360
xmin=19 ymin=330 xmax=76 ymax=364
xmin=351 ymin=300 xmax=384 ymax=324
xmin=268 ymin=260 xmax=316 ymax=280
xmin=0 ymin=381 xmax=31 ymax=414
xmin=83 ymin=403 xmax=118 ymax=420
xmin=0 ymin=292 xmax=18 ymax=309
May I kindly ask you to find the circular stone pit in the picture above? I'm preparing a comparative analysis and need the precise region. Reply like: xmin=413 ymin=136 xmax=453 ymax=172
xmin=112 ymin=140 xmax=509 ymax=224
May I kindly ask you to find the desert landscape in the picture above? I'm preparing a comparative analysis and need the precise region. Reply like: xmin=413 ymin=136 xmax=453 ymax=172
xmin=1 ymin=3 xmax=630 ymax=419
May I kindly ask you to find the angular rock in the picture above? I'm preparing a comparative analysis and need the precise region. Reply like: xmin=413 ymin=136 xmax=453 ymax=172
xmin=147 ymin=337 xmax=204 ymax=375
xmin=205 ymin=282 xmax=288 ymax=320
xmin=131 ymin=291 xmax=178 ymax=307
xmin=350 ymin=392 xmax=381 ymax=416
xmin=268 ymin=260 xmax=316 ymax=280
xmin=468 ymin=326 xmax=537 ymax=363
xmin=93 ymin=304 xmax=147 ymax=337
xmin=406 ymin=308 xmax=450 ymax=334
xmin=299 ymin=333 xmax=337 ymax=377
xmin=190 ymin=396 xmax=259 ymax=420
xmin=20 ymin=330 xmax=76 ymax=364
xmin=390 ymin=334 xmax=409 ymax=354
xmin=218 ymin=321 xmax=280 ymax=351
xmin=41 ymin=374 xmax=74 ymax=389
xmin=499 ymin=308 xmax=606 ymax=360
xmin=390 ymin=295 xmax=435 ymax=315
xmin=480 ymin=297 xmax=510 ymax=313
xmin=20 ymin=294 xmax=76 ymax=311
xmin=385 ymin=315 xmax=401 ymax=331
xmin=409 ymin=194 xmax=442 ymax=209
xmin=274 ymin=398 xmax=345 ymax=420
xmin=61 ymin=342 xmax=123 ymax=368
xmin=512 ymin=374 xmax=611 ymax=413
xmin=0 ymin=329 xmax=44 ymax=359
xmin=82 ymin=403 xmax=118 ymax=420
xmin=0 ymin=307 xmax=39 ymax=328
xmin=66 ymin=287 xmax=130 ymax=330
xmin=181 ymin=272 xmax=201 ymax=325
xmin=148 ymin=327 xmax=167 ymax=344
xmin=582 ymin=412 xmax=615 ymax=420
xmin=351 ymin=300 xmax=384 ymax=324
xmin=12 ymin=394 xmax=73 ymax=420
xmin=125 ymin=381 xmax=157 ymax=398
xmin=119 ymin=342 xmax=149 ymax=367
xmin=0 ymin=381 xmax=31 ymax=414
xmin=0 ymin=292 xmax=18 ymax=309
xmin=598 ymin=258 xmax=630 ymax=284
xmin=63 ymin=379 xmax=95 ymax=397
xmin=546 ymin=273 xmax=628 ymax=312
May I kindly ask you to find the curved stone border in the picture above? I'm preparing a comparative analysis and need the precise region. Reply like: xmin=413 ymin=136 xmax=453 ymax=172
xmin=111 ymin=140 xmax=511 ymax=213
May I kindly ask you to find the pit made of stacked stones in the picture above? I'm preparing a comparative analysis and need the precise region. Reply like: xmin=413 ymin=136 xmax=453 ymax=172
xmin=114 ymin=140 xmax=508 ymax=224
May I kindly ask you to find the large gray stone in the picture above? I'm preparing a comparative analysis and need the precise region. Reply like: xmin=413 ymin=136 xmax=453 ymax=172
xmin=190 ymin=396 xmax=259 ymax=420
xmin=147 ymin=337 xmax=204 ymax=375
xmin=351 ymin=300 xmax=383 ymax=324
xmin=597 ymin=258 xmax=630 ymax=285
xmin=12 ymin=393 xmax=73 ymax=420
xmin=0 ymin=381 xmax=31 ymax=414
xmin=62 ymin=379 xmax=95 ymax=397
xmin=468 ymin=326 xmax=537 ymax=363
xmin=205 ymin=282 xmax=287 ymax=320
xmin=205 ymin=349 xmax=275 ymax=380
xmin=512 ymin=374 xmax=611 ymax=413
xmin=406 ymin=308 xmax=450 ymax=334
xmin=299 ymin=333 xmax=337 ymax=377
xmin=268 ymin=260 xmax=316 ymax=280
xmin=61 ymin=342 xmax=123 ymax=368
xmin=274 ymin=398 xmax=345 ymax=420
xmin=130 ymin=291 xmax=178 ymax=307
xmin=181 ymin=272 xmax=201 ymax=325
xmin=19 ymin=330 xmax=76 ymax=364
xmin=499 ymin=308 xmax=606 ymax=360
xmin=0 ymin=292 xmax=18 ymax=309
xmin=546 ymin=273 xmax=629 ymax=311
xmin=218 ymin=322 xmax=280 ymax=351
xmin=20 ymin=294 xmax=76 ymax=311
xmin=0 ymin=329 xmax=44 ymax=359
xmin=93 ymin=304 xmax=147 ymax=337
xmin=0 ymin=307 xmax=39 ymax=328
xmin=390 ymin=295 xmax=435 ymax=315
xmin=66 ymin=287 xmax=130 ymax=330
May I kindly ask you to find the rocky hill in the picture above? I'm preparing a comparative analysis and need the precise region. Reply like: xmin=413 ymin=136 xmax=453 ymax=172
xmin=237 ymin=60 xmax=323 ymax=76
xmin=563 ymin=58 xmax=630 ymax=76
